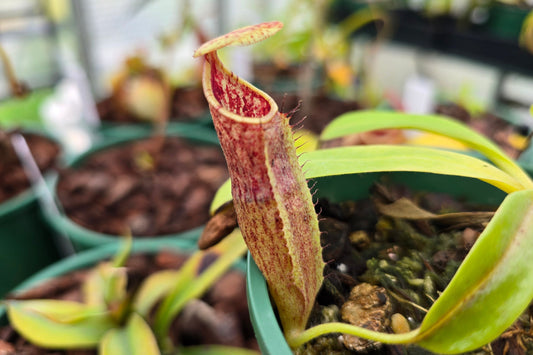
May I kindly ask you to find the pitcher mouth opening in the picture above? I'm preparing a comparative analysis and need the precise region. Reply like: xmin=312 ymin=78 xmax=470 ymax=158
xmin=202 ymin=52 xmax=278 ymax=124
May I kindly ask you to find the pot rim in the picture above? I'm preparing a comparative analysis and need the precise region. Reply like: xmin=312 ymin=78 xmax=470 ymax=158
xmin=0 ymin=237 xmax=199 ymax=322
xmin=42 ymin=123 xmax=222 ymax=249
xmin=0 ymin=189 xmax=35 ymax=218
xmin=0 ymin=129 xmax=62 ymax=218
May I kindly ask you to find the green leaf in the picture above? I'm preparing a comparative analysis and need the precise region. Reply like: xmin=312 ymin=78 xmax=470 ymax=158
xmin=112 ymin=235 xmax=133 ymax=267
xmin=414 ymin=189 xmax=533 ymax=353
xmin=83 ymin=262 xmax=127 ymax=308
xmin=210 ymin=179 xmax=231 ymax=214
xmin=83 ymin=238 xmax=131 ymax=308
xmin=320 ymin=111 xmax=533 ymax=189
xmin=99 ymin=313 xmax=160 ymax=355
xmin=210 ymin=145 xmax=523 ymax=213
xmin=304 ymin=145 xmax=522 ymax=193
xmin=133 ymin=270 xmax=179 ymax=317
xmin=7 ymin=300 xmax=114 ymax=348
xmin=178 ymin=345 xmax=260 ymax=355
xmin=153 ymin=229 xmax=248 ymax=345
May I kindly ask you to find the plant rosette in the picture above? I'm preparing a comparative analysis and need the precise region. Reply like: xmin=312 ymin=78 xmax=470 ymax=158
xmin=42 ymin=123 xmax=228 ymax=251
xmin=0 ymin=130 xmax=64 ymax=298
xmin=0 ymin=233 xmax=258 ymax=355
xmin=194 ymin=22 xmax=533 ymax=354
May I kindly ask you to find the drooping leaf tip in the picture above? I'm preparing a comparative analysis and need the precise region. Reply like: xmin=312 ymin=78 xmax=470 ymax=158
xmin=193 ymin=21 xmax=283 ymax=58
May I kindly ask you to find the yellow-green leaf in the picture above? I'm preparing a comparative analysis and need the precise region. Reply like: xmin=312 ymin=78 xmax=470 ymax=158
xmin=210 ymin=179 xmax=231 ymax=214
xmin=112 ymin=235 xmax=133 ymax=267
xmin=303 ymin=145 xmax=522 ymax=193
xmin=210 ymin=145 xmax=523 ymax=213
xmin=320 ymin=111 xmax=533 ymax=189
xmin=295 ymin=129 xmax=319 ymax=154
xmin=7 ymin=300 xmax=114 ymax=348
xmin=133 ymin=270 xmax=179 ymax=317
xmin=153 ymin=229 xmax=247 ymax=343
xmin=99 ymin=313 xmax=160 ymax=355
xmin=83 ymin=262 xmax=127 ymax=307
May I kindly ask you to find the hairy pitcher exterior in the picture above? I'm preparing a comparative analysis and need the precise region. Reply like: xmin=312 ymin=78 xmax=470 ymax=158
xmin=194 ymin=22 xmax=325 ymax=341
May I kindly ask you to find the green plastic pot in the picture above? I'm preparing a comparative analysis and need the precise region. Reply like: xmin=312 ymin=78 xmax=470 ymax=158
xmin=246 ymin=171 xmax=508 ymax=354
xmin=484 ymin=4 xmax=529 ymax=41
xmin=0 ymin=130 xmax=65 ymax=298
xmin=0 ymin=189 xmax=63 ymax=298
xmin=42 ymin=123 xmax=222 ymax=251
xmin=98 ymin=116 xmax=214 ymax=139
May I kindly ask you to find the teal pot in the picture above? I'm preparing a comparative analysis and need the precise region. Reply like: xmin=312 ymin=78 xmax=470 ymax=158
xmin=42 ymin=123 xmax=225 ymax=251
xmin=246 ymin=172 xmax=507 ymax=354
xmin=0 ymin=190 xmax=63 ymax=298
xmin=98 ymin=117 xmax=214 ymax=140
xmin=0 ymin=131 xmax=65 ymax=298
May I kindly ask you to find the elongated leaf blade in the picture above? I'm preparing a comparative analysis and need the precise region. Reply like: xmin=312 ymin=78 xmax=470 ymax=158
xmin=210 ymin=179 xmax=231 ymax=214
xmin=133 ymin=270 xmax=179 ymax=317
xmin=112 ymin=235 xmax=133 ymax=267
xmin=166 ymin=228 xmax=247 ymax=309
xmin=100 ymin=313 xmax=160 ymax=355
xmin=304 ymin=145 xmax=522 ymax=193
xmin=414 ymin=190 xmax=533 ymax=353
xmin=320 ymin=111 xmax=533 ymax=189
xmin=210 ymin=145 xmax=523 ymax=213
xmin=7 ymin=300 xmax=114 ymax=348
xmin=153 ymin=229 xmax=248 ymax=341
xmin=83 ymin=262 xmax=127 ymax=307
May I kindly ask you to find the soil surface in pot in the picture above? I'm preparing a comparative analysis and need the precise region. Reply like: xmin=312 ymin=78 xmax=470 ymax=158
xmin=297 ymin=182 xmax=533 ymax=354
xmin=0 ymin=251 xmax=256 ymax=354
xmin=252 ymin=63 xmax=311 ymax=92
xmin=56 ymin=136 xmax=228 ymax=236
xmin=252 ymin=62 xmax=362 ymax=134
xmin=273 ymin=92 xmax=362 ymax=134
xmin=0 ymin=130 xmax=60 ymax=204
xmin=97 ymin=86 xmax=209 ymax=124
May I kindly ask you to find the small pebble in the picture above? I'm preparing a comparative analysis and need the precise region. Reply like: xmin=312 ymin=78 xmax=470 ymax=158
xmin=391 ymin=313 xmax=410 ymax=334
xmin=349 ymin=230 xmax=371 ymax=249
xmin=0 ymin=339 xmax=15 ymax=354
xmin=462 ymin=227 xmax=480 ymax=250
